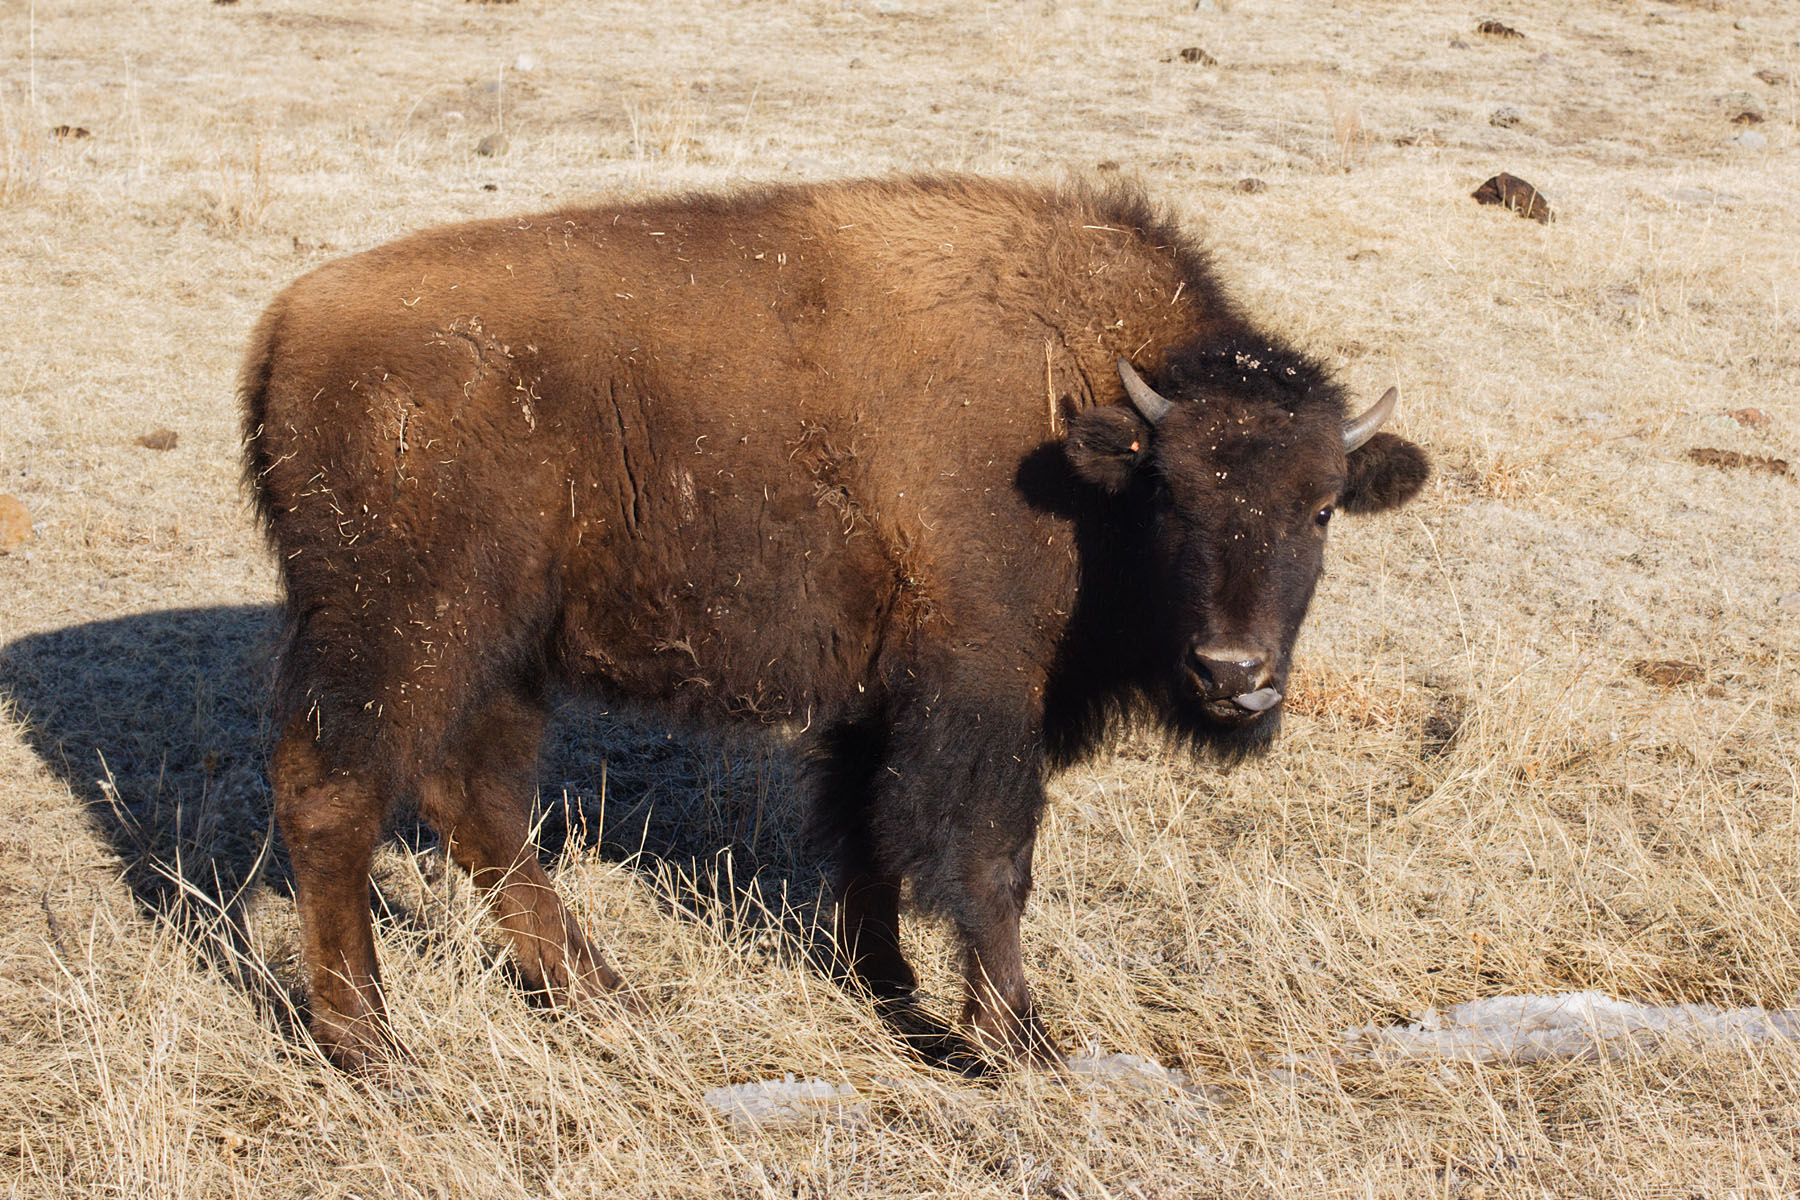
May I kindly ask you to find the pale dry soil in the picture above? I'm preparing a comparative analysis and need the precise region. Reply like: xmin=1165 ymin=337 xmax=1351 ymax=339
xmin=2 ymin=0 xmax=1799 ymax=1196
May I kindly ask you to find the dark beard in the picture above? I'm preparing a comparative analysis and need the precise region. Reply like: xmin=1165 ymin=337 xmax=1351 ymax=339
xmin=1154 ymin=684 xmax=1283 ymax=766
xmin=1042 ymin=678 xmax=1282 ymax=772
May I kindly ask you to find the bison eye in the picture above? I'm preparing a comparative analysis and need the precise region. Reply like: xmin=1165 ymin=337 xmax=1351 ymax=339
xmin=1314 ymin=504 xmax=1335 ymax=528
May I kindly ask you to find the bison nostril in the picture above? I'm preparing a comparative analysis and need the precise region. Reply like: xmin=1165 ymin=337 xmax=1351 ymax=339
xmin=1185 ymin=651 xmax=1218 ymax=693
xmin=1186 ymin=645 xmax=1268 ymax=700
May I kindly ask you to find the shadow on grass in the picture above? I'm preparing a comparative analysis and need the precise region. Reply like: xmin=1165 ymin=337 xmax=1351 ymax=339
xmin=0 ymin=605 xmax=282 ymax=906
xmin=0 ymin=604 xmax=861 ymax=1049
xmin=0 ymin=605 xmax=301 ymax=1030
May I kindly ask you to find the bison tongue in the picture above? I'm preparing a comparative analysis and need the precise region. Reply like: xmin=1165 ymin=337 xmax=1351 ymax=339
xmin=1231 ymin=687 xmax=1282 ymax=713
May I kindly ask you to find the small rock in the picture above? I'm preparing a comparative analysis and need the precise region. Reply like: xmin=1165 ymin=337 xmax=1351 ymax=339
xmin=1177 ymin=46 xmax=1218 ymax=65
xmin=1631 ymin=659 xmax=1705 ymax=688
xmin=1729 ymin=408 xmax=1771 ymax=429
xmin=0 ymin=495 xmax=31 ymax=554
xmin=1729 ymin=130 xmax=1768 ymax=152
xmin=871 ymin=0 xmax=904 ymax=12
xmin=1096 ymin=159 xmax=1121 ymax=172
xmin=1686 ymin=447 xmax=1789 ymax=476
xmin=1490 ymin=105 xmax=1523 ymax=128
xmin=1472 ymin=172 xmax=1552 ymax=223
xmin=1476 ymin=19 xmax=1523 ymax=38
xmin=1755 ymin=68 xmax=1789 ymax=87
xmin=1719 ymin=91 xmax=1764 ymax=124
xmin=513 ymin=52 xmax=539 ymax=73
xmin=1193 ymin=0 xmax=1219 ymax=11
xmin=784 ymin=156 xmax=831 ymax=176
xmin=1449 ymin=37 xmax=1471 ymax=49
xmin=1235 ymin=177 xmax=1267 ymax=193
xmin=475 ymin=132 xmax=508 ymax=157
xmin=1777 ymin=592 xmax=1800 ymax=609
xmin=136 ymin=428 xmax=179 ymax=451
xmin=481 ymin=182 xmax=498 ymax=192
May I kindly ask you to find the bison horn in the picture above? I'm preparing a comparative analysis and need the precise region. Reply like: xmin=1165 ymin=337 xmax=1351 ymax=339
xmin=1342 ymin=386 xmax=1399 ymax=453
xmin=1116 ymin=359 xmax=1173 ymax=425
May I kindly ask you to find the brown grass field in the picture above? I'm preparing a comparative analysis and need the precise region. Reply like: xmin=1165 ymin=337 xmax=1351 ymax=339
xmin=3 ymin=0 xmax=1799 ymax=1195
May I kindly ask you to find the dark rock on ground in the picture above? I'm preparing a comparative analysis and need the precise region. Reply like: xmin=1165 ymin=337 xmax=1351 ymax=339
xmin=1472 ymin=173 xmax=1552 ymax=223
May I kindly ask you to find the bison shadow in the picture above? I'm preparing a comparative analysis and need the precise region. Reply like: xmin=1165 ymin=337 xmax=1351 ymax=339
xmin=0 ymin=605 xmax=834 ymax=1044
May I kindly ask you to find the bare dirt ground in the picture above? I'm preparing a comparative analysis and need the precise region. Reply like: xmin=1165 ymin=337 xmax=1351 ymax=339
xmin=2 ymin=0 xmax=1798 ymax=1195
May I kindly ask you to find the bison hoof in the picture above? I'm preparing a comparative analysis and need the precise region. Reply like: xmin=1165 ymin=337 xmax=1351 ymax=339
xmin=312 ymin=1015 xmax=413 ymax=1080
xmin=520 ymin=952 xmax=630 ymax=1008
xmin=964 ymin=1006 xmax=1067 ymax=1072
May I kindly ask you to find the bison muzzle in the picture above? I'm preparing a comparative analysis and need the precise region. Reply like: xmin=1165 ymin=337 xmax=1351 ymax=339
xmin=241 ymin=175 xmax=1429 ymax=1073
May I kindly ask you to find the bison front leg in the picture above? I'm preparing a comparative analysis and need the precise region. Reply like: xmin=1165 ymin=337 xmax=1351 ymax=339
xmin=888 ymin=693 xmax=1064 ymax=1069
xmin=950 ymin=831 xmax=1063 ymax=1068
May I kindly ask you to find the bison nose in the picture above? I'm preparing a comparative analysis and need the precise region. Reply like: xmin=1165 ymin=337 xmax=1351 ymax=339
xmin=1186 ymin=644 xmax=1271 ymax=702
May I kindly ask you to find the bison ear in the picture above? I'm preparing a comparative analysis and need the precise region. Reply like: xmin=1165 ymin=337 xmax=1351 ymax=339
xmin=1340 ymin=432 xmax=1430 ymax=514
xmin=1064 ymin=406 xmax=1148 ymax=493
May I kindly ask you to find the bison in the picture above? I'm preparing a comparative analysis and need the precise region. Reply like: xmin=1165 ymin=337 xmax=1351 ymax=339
xmin=241 ymin=175 xmax=1429 ymax=1072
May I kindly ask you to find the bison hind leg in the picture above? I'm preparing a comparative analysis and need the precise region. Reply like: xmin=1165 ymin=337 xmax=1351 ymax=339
xmin=803 ymin=717 xmax=918 ymax=1003
xmin=272 ymin=718 xmax=406 ymax=1074
xmin=417 ymin=688 xmax=630 ymax=1013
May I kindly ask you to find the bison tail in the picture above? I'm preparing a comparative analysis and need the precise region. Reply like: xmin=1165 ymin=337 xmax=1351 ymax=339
xmin=237 ymin=297 xmax=287 ymax=539
xmin=235 ymin=296 xmax=312 ymax=734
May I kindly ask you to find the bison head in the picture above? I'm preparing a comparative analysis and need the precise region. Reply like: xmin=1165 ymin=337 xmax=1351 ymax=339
xmin=1060 ymin=344 xmax=1428 ymax=757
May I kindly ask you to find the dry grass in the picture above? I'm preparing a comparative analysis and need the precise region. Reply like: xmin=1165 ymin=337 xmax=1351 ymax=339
xmin=3 ymin=0 xmax=1799 ymax=1195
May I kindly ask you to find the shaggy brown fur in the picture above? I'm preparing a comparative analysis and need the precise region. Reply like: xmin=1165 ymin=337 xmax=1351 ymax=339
xmin=242 ymin=175 xmax=1427 ymax=1071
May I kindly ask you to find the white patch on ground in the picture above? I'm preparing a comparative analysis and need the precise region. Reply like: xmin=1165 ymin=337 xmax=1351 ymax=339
xmin=1066 ymin=1044 xmax=1227 ymax=1102
xmin=1320 ymin=992 xmax=1800 ymax=1066
xmin=1067 ymin=1049 xmax=1186 ymax=1092
xmin=703 ymin=1076 xmax=866 ymax=1128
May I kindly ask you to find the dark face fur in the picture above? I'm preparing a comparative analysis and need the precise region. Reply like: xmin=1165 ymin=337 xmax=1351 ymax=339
xmin=1063 ymin=345 xmax=1429 ymax=757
